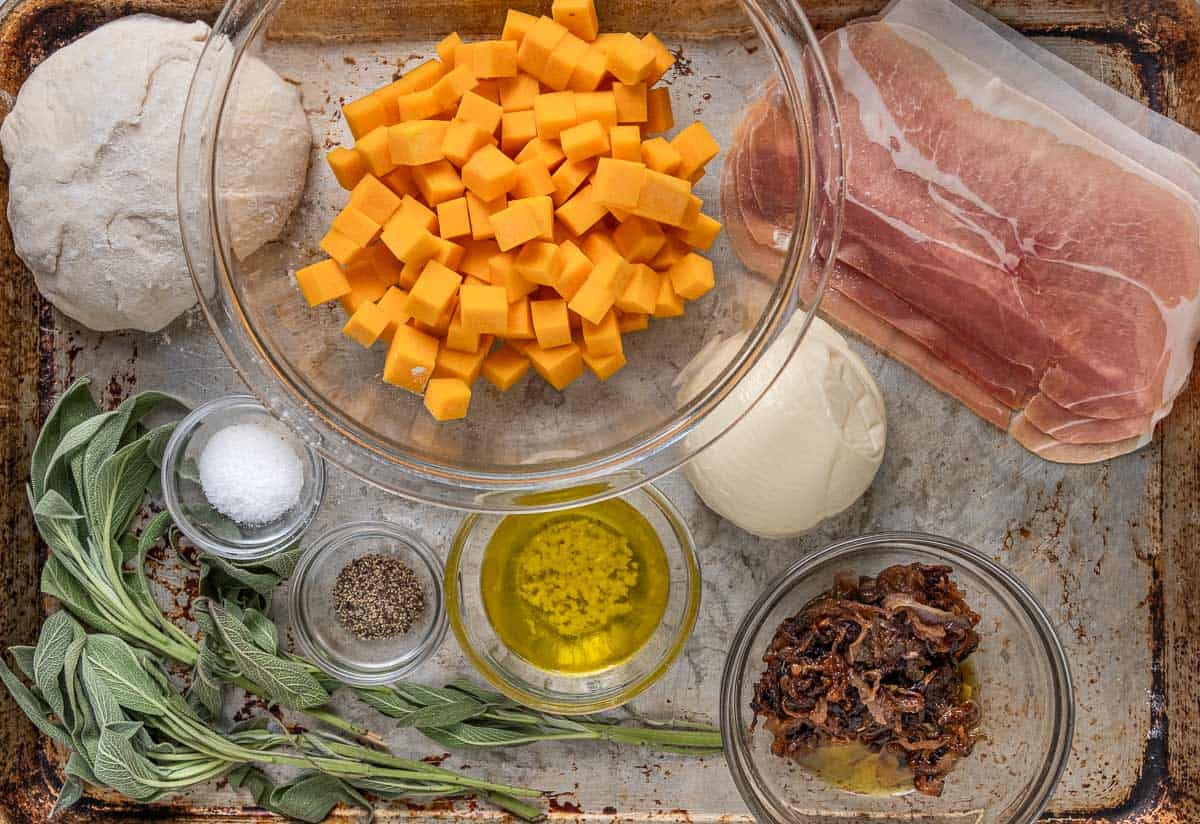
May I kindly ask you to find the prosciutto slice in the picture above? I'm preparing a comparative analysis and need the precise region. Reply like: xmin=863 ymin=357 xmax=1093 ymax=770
xmin=722 ymin=8 xmax=1200 ymax=463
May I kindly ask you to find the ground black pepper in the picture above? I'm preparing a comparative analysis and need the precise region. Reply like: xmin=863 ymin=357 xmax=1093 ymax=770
xmin=334 ymin=553 xmax=425 ymax=640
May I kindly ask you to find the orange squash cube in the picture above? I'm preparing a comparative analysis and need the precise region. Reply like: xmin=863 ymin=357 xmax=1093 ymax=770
xmin=671 ymin=122 xmax=720 ymax=180
xmin=490 ymin=200 xmax=542 ymax=251
xmin=458 ymin=238 xmax=501 ymax=280
xmin=296 ymin=259 xmax=351 ymax=306
xmin=498 ymin=73 xmax=541 ymax=112
xmin=396 ymin=194 xmax=438 ymax=232
xmin=433 ymin=237 xmax=466 ymax=270
xmin=423 ymin=378 xmax=472 ymax=421
xmin=612 ymin=82 xmax=648 ymax=123
xmin=640 ymin=137 xmax=682 ymax=174
xmin=332 ymin=207 xmax=383 ymax=247
xmin=633 ymin=169 xmax=691 ymax=225
xmin=489 ymin=252 xmax=536 ymax=302
xmin=506 ymin=297 xmax=536 ymax=339
xmin=395 ymin=88 xmax=443 ymax=122
xmin=568 ymin=48 xmax=609 ymax=92
xmin=516 ymin=16 xmax=569 ymax=78
xmin=381 ymin=165 xmax=418 ymax=198
xmin=474 ymin=79 xmax=502 ymax=105
xmin=517 ymin=137 xmax=567 ymax=170
xmin=437 ymin=32 xmax=462 ymax=66
xmin=412 ymin=159 xmax=464 ymax=205
xmin=574 ymin=91 xmax=618 ymax=130
xmin=525 ymin=341 xmax=583 ymax=390
xmin=376 ymin=286 xmax=412 ymax=341
xmin=555 ymin=184 xmax=609 ymax=236
xmin=482 ymin=345 xmax=531 ymax=390
xmin=414 ymin=293 xmax=459 ymax=337
xmin=339 ymin=255 xmax=395 ymax=313
xmin=429 ymin=64 xmax=478 ymax=112
xmin=667 ymin=252 xmax=714 ymax=300
xmin=650 ymin=235 xmax=692 ymax=268
xmin=605 ymin=33 xmax=656 ymax=84
xmin=435 ymin=337 xmax=494 ymax=383
xmin=349 ymin=175 xmax=403 ymax=225
xmin=328 ymin=146 xmax=368 ymax=189
xmin=613 ymin=216 xmax=666 ymax=262
xmin=404 ymin=260 xmax=463 ymax=325
xmin=515 ymin=241 xmax=563 ymax=286
xmin=466 ymin=191 xmax=507 ymax=241
xmin=445 ymin=306 xmax=482 ymax=353
xmin=582 ymin=347 xmax=627 ymax=381
xmin=678 ymin=213 xmax=722 ymax=250
xmin=442 ymin=119 xmax=496 ymax=167
xmin=473 ymin=40 xmax=519 ymax=78
xmin=356 ymin=126 xmax=396 ymax=176
xmin=592 ymin=157 xmax=646 ymax=211
xmin=550 ymin=157 xmax=596 ymax=206
xmin=645 ymin=87 xmax=675 ymax=133
xmin=641 ymin=34 xmax=675 ymax=84
xmin=581 ymin=308 xmax=623 ymax=357
xmin=343 ymin=300 xmax=390 ymax=347
xmin=616 ymin=309 xmax=650 ymax=332
xmin=320 ymin=228 xmax=365 ymax=267
xmin=392 ymin=59 xmax=450 ymax=95
xmin=559 ymin=119 xmax=609 ymax=162
xmin=533 ymin=91 xmax=578 ymax=139
xmin=513 ymin=195 xmax=555 ymax=240
xmin=383 ymin=324 xmax=440 ymax=393
xmin=462 ymin=144 xmax=518 ymax=201
xmin=436 ymin=197 xmax=472 ymax=239
xmin=530 ymin=298 xmax=572 ymax=348
xmin=543 ymin=32 xmax=590 ymax=91
xmin=568 ymin=256 xmax=630 ymax=323
xmin=389 ymin=120 xmax=449 ymax=166
xmin=500 ymin=110 xmax=539 ymax=155
xmin=653 ymin=272 xmax=685 ymax=317
xmin=610 ymin=125 xmax=642 ymax=162
xmin=553 ymin=240 xmax=593 ymax=300
xmin=459 ymin=284 xmax=509 ymax=334
xmin=580 ymin=229 xmax=620 ymax=263
xmin=456 ymin=91 xmax=504 ymax=135
xmin=511 ymin=158 xmax=557 ymax=198
xmin=615 ymin=263 xmax=661 ymax=313
xmin=552 ymin=0 xmax=599 ymax=41
xmin=502 ymin=9 xmax=539 ymax=41
xmin=343 ymin=92 xmax=391 ymax=140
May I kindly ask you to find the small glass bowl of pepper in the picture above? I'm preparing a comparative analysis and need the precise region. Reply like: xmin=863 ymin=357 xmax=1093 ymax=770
xmin=289 ymin=521 xmax=447 ymax=686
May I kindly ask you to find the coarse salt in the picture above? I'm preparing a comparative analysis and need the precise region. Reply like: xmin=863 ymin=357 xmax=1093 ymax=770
xmin=197 ymin=422 xmax=304 ymax=525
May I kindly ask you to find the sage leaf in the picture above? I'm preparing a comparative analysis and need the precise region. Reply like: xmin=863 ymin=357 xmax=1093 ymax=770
xmin=242 ymin=608 xmax=279 ymax=654
xmin=65 ymin=750 xmax=99 ymax=785
xmin=94 ymin=722 xmax=166 ymax=802
xmin=391 ymin=682 xmax=465 ymax=707
xmin=83 ymin=635 xmax=168 ymax=716
xmin=87 ymin=432 xmax=161 ymax=542
xmin=269 ymin=773 xmax=374 ymax=823
xmin=80 ymin=657 xmax=129 ymax=730
xmin=205 ymin=599 xmax=330 ymax=710
xmin=44 ymin=412 xmax=119 ymax=491
xmin=49 ymin=775 xmax=84 ymax=818
xmin=419 ymin=723 xmax=545 ymax=749
xmin=9 ymin=646 xmax=36 ymax=680
xmin=34 ymin=489 xmax=84 ymax=522
xmin=187 ymin=637 xmax=225 ymax=719
xmin=352 ymin=686 xmax=418 ymax=719
xmin=400 ymin=699 xmax=490 ymax=729
xmin=41 ymin=557 xmax=127 ymax=640
xmin=446 ymin=678 xmax=508 ymax=706
xmin=81 ymin=391 xmax=178 ymax=494
xmin=34 ymin=610 xmax=79 ymax=719
xmin=0 ymin=657 xmax=71 ymax=746
xmin=31 ymin=379 xmax=100 ymax=501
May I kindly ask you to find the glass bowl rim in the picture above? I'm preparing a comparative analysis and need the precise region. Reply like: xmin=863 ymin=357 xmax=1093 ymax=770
xmin=177 ymin=0 xmax=845 ymax=512
xmin=444 ymin=482 xmax=702 ymax=714
xmin=160 ymin=393 xmax=326 ymax=561
xmin=288 ymin=519 xmax=449 ymax=686
xmin=718 ymin=530 xmax=1076 ymax=824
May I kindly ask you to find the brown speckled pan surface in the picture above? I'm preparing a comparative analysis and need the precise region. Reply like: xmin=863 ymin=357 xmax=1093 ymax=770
xmin=1 ymin=0 xmax=1200 ymax=821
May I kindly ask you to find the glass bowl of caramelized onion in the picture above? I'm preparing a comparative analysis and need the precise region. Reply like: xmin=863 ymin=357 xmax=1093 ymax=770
xmin=178 ymin=0 xmax=842 ymax=512
xmin=720 ymin=532 xmax=1074 ymax=824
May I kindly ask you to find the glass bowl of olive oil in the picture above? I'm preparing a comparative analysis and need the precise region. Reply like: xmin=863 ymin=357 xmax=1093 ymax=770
xmin=445 ymin=483 xmax=701 ymax=715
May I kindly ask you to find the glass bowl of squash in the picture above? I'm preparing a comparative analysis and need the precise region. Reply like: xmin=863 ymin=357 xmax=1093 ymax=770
xmin=179 ymin=0 xmax=842 ymax=511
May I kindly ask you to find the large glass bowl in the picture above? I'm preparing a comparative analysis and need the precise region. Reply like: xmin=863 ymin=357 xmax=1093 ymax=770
xmin=179 ymin=0 xmax=842 ymax=511
xmin=720 ymin=532 xmax=1074 ymax=824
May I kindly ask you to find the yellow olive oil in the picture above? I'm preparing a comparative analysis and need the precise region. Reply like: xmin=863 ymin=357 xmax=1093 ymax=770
xmin=795 ymin=743 xmax=914 ymax=796
xmin=480 ymin=499 xmax=670 ymax=674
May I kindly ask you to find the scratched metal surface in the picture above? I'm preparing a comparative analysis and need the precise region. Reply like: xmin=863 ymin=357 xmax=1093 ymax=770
xmin=2 ymin=0 xmax=1198 ymax=821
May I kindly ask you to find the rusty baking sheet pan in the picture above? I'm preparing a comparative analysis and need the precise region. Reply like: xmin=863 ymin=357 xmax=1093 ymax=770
xmin=1 ymin=0 xmax=1200 ymax=821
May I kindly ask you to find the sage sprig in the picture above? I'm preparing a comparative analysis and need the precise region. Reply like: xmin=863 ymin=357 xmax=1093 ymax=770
xmin=27 ymin=379 xmax=376 ymax=743
xmin=2 ymin=614 xmax=542 ymax=821
xmin=353 ymin=680 xmax=723 ymax=755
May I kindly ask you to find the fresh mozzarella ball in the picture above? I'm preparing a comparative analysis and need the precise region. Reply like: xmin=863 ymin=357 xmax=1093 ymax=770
xmin=678 ymin=314 xmax=886 ymax=538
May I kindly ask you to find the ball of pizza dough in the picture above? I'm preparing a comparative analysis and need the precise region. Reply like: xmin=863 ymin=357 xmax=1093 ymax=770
xmin=0 ymin=14 xmax=311 ymax=332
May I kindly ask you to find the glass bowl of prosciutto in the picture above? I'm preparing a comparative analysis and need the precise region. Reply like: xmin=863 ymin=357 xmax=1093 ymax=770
xmin=178 ymin=0 xmax=843 ymax=511
xmin=721 ymin=532 xmax=1074 ymax=824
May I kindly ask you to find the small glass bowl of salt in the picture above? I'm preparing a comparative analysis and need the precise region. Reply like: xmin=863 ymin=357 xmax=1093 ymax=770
xmin=161 ymin=395 xmax=325 ymax=560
